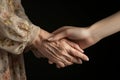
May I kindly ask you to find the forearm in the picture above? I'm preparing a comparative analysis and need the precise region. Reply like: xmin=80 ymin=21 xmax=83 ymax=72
xmin=89 ymin=11 xmax=120 ymax=41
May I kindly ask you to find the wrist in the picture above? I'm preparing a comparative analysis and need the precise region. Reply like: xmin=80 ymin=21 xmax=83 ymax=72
xmin=32 ymin=27 xmax=51 ymax=47
xmin=31 ymin=27 xmax=51 ymax=58
xmin=88 ymin=25 xmax=102 ymax=43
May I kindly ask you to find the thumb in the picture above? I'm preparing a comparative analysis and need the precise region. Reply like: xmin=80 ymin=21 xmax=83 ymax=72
xmin=48 ymin=31 xmax=68 ymax=41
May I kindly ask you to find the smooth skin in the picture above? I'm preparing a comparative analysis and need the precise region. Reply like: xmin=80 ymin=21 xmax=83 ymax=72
xmin=48 ymin=11 xmax=120 ymax=54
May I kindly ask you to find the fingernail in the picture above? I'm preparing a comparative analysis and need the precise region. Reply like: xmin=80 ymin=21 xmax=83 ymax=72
xmin=48 ymin=61 xmax=53 ymax=64
xmin=86 ymin=57 xmax=89 ymax=61
xmin=79 ymin=48 xmax=84 ymax=53
xmin=77 ymin=46 xmax=84 ymax=53
xmin=57 ymin=65 xmax=60 ymax=68
xmin=78 ymin=59 xmax=83 ymax=64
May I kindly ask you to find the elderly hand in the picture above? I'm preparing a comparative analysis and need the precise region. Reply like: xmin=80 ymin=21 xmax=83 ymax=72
xmin=31 ymin=28 xmax=89 ymax=68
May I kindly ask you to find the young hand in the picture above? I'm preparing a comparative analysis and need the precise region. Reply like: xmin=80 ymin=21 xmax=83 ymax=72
xmin=48 ymin=26 xmax=99 ymax=49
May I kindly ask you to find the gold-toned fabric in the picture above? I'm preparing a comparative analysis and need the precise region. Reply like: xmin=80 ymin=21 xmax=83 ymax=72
xmin=0 ymin=0 xmax=39 ymax=80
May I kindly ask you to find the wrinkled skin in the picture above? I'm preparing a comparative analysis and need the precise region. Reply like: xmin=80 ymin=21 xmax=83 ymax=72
xmin=32 ymin=28 xmax=89 ymax=68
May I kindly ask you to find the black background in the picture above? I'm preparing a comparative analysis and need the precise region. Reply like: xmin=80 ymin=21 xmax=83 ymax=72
xmin=22 ymin=0 xmax=120 ymax=80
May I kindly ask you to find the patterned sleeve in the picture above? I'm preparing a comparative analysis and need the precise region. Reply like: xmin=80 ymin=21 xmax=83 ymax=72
xmin=0 ymin=0 xmax=40 ymax=54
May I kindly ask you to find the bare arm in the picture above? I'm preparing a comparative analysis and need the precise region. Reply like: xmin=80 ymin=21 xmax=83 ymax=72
xmin=48 ymin=11 xmax=120 ymax=49
xmin=89 ymin=11 xmax=120 ymax=41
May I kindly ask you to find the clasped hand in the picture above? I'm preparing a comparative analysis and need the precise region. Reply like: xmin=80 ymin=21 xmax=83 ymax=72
xmin=31 ymin=27 xmax=89 ymax=68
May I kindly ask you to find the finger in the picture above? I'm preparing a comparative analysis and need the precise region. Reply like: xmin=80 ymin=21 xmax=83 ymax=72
xmin=48 ymin=46 xmax=73 ymax=66
xmin=58 ymin=53 xmax=79 ymax=66
xmin=56 ymin=63 xmax=65 ymax=68
xmin=48 ymin=60 xmax=65 ymax=68
xmin=56 ymin=61 xmax=65 ymax=68
xmin=36 ymin=40 xmax=73 ymax=67
xmin=77 ymin=58 xmax=83 ymax=64
xmin=48 ymin=26 xmax=73 ymax=41
xmin=56 ymin=60 xmax=72 ymax=68
xmin=51 ymin=40 xmax=81 ymax=64
xmin=65 ymin=40 xmax=84 ymax=53
xmin=35 ymin=40 xmax=68 ymax=67
xmin=48 ymin=48 xmax=73 ymax=67
xmin=49 ymin=46 xmax=73 ymax=66
xmin=69 ymin=48 xmax=89 ymax=61
xmin=46 ymin=44 xmax=73 ymax=67
xmin=56 ymin=65 xmax=61 ymax=68
xmin=60 ymin=57 xmax=73 ymax=67
xmin=60 ymin=45 xmax=83 ymax=64
xmin=48 ymin=60 xmax=67 ymax=68
xmin=52 ymin=26 xmax=72 ymax=34
xmin=59 ymin=50 xmax=80 ymax=64
xmin=48 ymin=55 xmax=66 ymax=68
xmin=48 ymin=60 xmax=53 ymax=64
xmin=48 ymin=31 xmax=68 ymax=41
xmin=37 ymin=46 xmax=66 ymax=67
